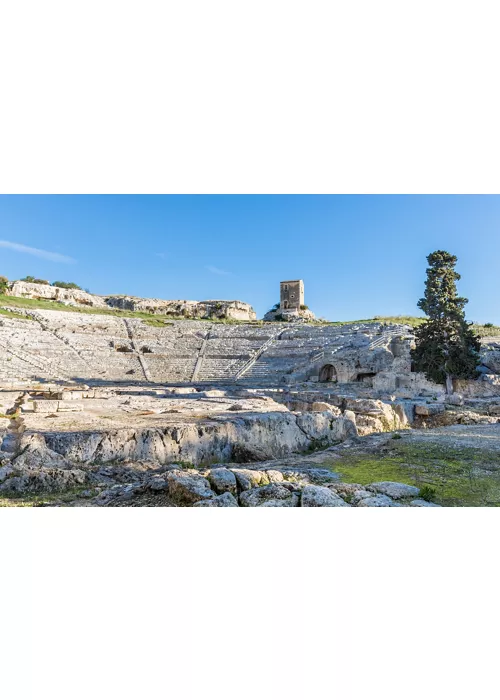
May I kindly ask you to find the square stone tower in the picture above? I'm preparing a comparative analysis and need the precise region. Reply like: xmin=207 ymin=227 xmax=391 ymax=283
xmin=280 ymin=280 xmax=304 ymax=310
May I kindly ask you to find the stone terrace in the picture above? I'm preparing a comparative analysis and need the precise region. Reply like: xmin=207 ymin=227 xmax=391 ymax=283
xmin=0 ymin=308 xmax=409 ymax=387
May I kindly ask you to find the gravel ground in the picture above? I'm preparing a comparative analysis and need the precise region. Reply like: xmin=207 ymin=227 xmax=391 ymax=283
xmin=403 ymin=423 xmax=500 ymax=451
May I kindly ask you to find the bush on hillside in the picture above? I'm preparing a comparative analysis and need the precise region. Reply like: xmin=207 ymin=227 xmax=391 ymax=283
xmin=0 ymin=275 xmax=8 ymax=294
xmin=52 ymin=281 xmax=83 ymax=290
xmin=20 ymin=276 xmax=50 ymax=285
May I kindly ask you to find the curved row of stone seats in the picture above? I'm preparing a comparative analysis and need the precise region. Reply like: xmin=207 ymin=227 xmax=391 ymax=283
xmin=0 ymin=309 xmax=411 ymax=385
xmin=197 ymin=356 xmax=249 ymax=381
xmin=144 ymin=356 xmax=198 ymax=383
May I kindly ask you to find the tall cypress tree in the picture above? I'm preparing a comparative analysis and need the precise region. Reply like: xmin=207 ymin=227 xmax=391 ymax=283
xmin=411 ymin=250 xmax=481 ymax=394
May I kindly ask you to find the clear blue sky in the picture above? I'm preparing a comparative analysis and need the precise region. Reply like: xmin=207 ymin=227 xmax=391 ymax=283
xmin=1 ymin=195 xmax=499 ymax=323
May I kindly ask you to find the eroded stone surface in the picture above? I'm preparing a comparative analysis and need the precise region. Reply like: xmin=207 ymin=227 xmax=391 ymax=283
xmin=167 ymin=471 xmax=215 ymax=504
xmin=301 ymin=485 xmax=350 ymax=507
xmin=193 ymin=492 xmax=239 ymax=507
xmin=207 ymin=468 xmax=238 ymax=496
xmin=239 ymin=484 xmax=296 ymax=507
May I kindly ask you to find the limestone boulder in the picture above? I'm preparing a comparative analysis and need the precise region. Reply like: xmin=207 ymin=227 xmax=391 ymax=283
xmin=239 ymin=484 xmax=297 ymax=507
xmin=350 ymin=489 xmax=376 ymax=505
xmin=369 ymin=482 xmax=420 ymax=499
xmin=259 ymin=495 xmax=300 ymax=507
xmin=207 ymin=467 xmax=238 ymax=495
xmin=415 ymin=403 xmax=445 ymax=417
xmin=231 ymin=468 xmax=268 ymax=491
xmin=357 ymin=494 xmax=399 ymax=507
xmin=193 ymin=492 xmax=239 ymax=507
xmin=0 ymin=465 xmax=15 ymax=482
xmin=0 ymin=467 xmax=87 ymax=494
xmin=301 ymin=485 xmax=350 ymax=507
xmin=167 ymin=470 xmax=215 ymax=504
xmin=265 ymin=469 xmax=285 ymax=483
xmin=410 ymin=499 xmax=442 ymax=507
xmin=13 ymin=434 xmax=70 ymax=470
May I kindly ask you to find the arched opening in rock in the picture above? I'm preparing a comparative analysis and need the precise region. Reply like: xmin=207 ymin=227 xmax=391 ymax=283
xmin=319 ymin=364 xmax=337 ymax=382
xmin=115 ymin=345 xmax=133 ymax=353
xmin=283 ymin=300 xmax=289 ymax=309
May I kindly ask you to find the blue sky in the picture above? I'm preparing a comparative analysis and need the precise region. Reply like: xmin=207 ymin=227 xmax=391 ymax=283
xmin=0 ymin=195 xmax=499 ymax=323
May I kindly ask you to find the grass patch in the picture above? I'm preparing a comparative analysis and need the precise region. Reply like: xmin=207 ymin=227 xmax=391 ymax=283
xmin=0 ymin=485 xmax=95 ymax=508
xmin=321 ymin=441 xmax=500 ymax=506
xmin=0 ymin=307 xmax=27 ymax=321
xmin=472 ymin=323 xmax=500 ymax=337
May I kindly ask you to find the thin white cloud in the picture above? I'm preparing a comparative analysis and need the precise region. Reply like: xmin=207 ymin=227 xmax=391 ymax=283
xmin=206 ymin=265 xmax=231 ymax=276
xmin=0 ymin=240 xmax=76 ymax=264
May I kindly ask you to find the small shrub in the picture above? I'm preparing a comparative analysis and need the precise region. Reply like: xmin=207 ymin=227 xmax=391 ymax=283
xmin=52 ymin=281 xmax=83 ymax=290
xmin=20 ymin=275 xmax=50 ymax=285
xmin=300 ymin=304 xmax=309 ymax=310
xmin=419 ymin=485 xmax=437 ymax=502
xmin=0 ymin=275 xmax=8 ymax=294
xmin=391 ymin=433 xmax=402 ymax=440
xmin=484 ymin=322 xmax=494 ymax=328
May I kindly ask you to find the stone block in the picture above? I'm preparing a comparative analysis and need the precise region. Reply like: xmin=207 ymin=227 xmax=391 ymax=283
xmin=33 ymin=400 xmax=59 ymax=413
xmin=415 ymin=403 xmax=445 ymax=416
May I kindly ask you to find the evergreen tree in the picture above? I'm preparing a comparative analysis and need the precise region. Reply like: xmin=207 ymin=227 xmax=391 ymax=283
xmin=411 ymin=250 xmax=481 ymax=393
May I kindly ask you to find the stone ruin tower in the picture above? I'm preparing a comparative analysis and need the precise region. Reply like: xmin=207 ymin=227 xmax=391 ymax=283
xmin=280 ymin=280 xmax=304 ymax=311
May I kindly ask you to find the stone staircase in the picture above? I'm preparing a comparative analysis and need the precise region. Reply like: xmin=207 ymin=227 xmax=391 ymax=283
xmin=234 ymin=330 xmax=283 ymax=380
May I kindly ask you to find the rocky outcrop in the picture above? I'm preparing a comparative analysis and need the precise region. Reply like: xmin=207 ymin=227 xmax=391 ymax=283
xmin=0 ymin=429 xmax=443 ymax=506
xmin=301 ymin=485 xmax=350 ymax=507
xmin=239 ymin=483 xmax=299 ymax=507
xmin=167 ymin=470 xmax=215 ymax=504
xmin=8 ymin=281 xmax=108 ymax=308
xmin=6 ymin=280 xmax=256 ymax=320
xmin=41 ymin=411 xmax=356 ymax=465
xmin=263 ymin=308 xmax=316 ymax=322
xmin=193 ymin=492 xmax=239 ymax=507
xmin=105 ymin=296 xmax=256 ymax=320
